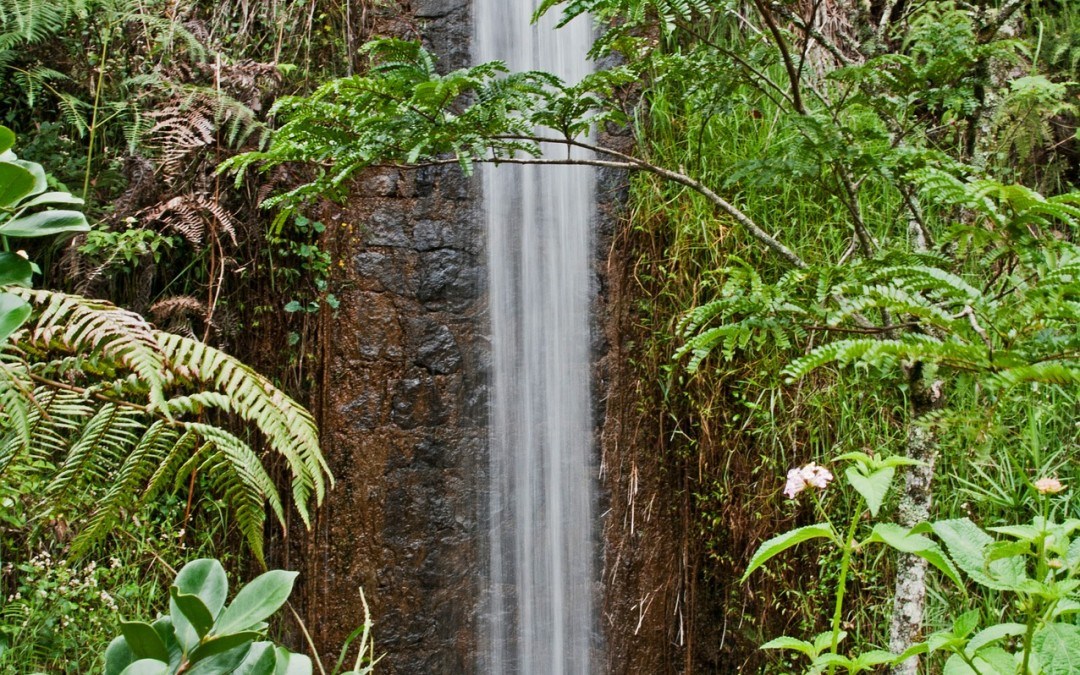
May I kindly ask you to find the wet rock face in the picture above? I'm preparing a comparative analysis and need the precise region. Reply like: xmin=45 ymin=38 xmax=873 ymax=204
xmin=271 ymin=0 xmax=485 ymax=663
xmin=291 ymin=160 xmax=486 ymax=674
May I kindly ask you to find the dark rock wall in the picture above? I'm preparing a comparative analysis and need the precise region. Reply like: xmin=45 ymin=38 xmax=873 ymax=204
xmin=278 ymin=3 xmax=486 ymax=672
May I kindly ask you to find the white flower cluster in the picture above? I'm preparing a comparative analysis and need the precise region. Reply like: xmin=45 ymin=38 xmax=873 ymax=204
xmin=784 ymin=462 xmax=834 ymax=499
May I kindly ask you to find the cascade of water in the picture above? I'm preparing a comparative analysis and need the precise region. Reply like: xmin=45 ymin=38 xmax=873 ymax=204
xmin=475 ymin=3 xmax=596 ymax=673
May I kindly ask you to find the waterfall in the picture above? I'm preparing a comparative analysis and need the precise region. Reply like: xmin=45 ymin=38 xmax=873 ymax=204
xmin=476 ymin=2 xmax=597 ymax=673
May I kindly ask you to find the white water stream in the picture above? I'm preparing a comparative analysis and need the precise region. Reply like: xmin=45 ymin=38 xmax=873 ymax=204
xmin=475 ymin=2 xmax=597 ymax=673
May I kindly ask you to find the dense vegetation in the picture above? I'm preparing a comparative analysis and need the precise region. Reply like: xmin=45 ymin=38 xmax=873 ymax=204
xmin=2 ymin=0 xmax=1079 ymax=672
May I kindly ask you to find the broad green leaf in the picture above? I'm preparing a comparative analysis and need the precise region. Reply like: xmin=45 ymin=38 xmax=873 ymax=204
xmin=741 ymin=524 xmax=836 ymax=581
xmin=215 ymin=570 xmax=298 ymax=634
xmin=867 ymin=523 xmax=963 ymax=587
xmin=760 ymin=636 xmax=815 ymax=657
xmin=0 ymin=161 xmax=35 ymax=208
xmin=0 ymin=209 xmax=89 ymax=238
xmin=933 ymin=519 xmax=1027 ymax=590
xmin=11 ymin=160 xmax=46 ymax=197
xmin=0 ymin=252 xmax=32 ymax=286
xmin=967 ymin=623 xmax=1025 ymax=653
xmin=944 ymin=648 xmax=1017 ymax=675
xmin=988 ymin=524 xmax=1040 ymax=541
xmin=184 ymin=644 xmax=250 ymax=674
xmin=174 ymin=559 xmax=229 ymax=616
xmin=19 ymin=191 xmax=84 ymax=208
xmin=953 ymin=610 xmax=980 ymax=638
xmin=879 ymin=456 xmax=925 ymax=469
xmin=927 ymin=630 xmax=961 ymax=653
xmin=845 ymin=466 xmax=895 ymax=516
xmin=855 ymin=649 xmax=901 ymax=667
xmin=170 ymin=588 xmax=214 ymax=637
xmin=0 ymin=292 xmax=31 ymax=343
xmin=0 ymin=126 xmax=14 ymax=154
xmin=234 ymin=642 xmax=278 ymax=675
xmin=274 ymin=648 xmax=313 ymax=675
xmin=120 ymin=621 xmax=170 ymax=662
xmin=104 ymin=636 xmax=136 ymax=675
xmin=118 ymin=659 xmax=169 ymax=675
xmin=813 ymin=630 xmax=846 ymax=655
xmin=189 ymin=631 xmax=261 ymax=661
xmin=172 ymin=559 xmax=228 ymax=652
xmin=985 ymin=540 xmax=1030 ymax=563
xmin=1034 ymin=624 xmax=1080 ymax=675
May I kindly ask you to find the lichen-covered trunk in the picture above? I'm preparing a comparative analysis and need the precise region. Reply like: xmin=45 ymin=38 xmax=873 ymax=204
xmin=889 ymin=369 xmax=941 ymax=674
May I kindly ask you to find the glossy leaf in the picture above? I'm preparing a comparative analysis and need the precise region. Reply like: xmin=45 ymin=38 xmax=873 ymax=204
xmin=118 ymin=659 xmax=169 ymax=675
xmin=104 ymin=636 xmax=136 ymax=675
xmin=189 ymin=631 xmax=261 ymax=661
xmin=0 ymin=126 xmax=14 ymax=154
xmin=184 ymin=644 xmax=251 ymax=675
xmin=172 ymin=559 xmax=229 ymax=652
xmin=20 ymin=191 xmax=85 ymax=209
xmin=120 ymin=621 xmax=170 ymax=662
xmin=275 ymin=648 xmax=314 ymax=675
xmin=234 ymin=642 xmax=278 ymax=675
xmin=170 ymin=588 xmax=214 ymax=638
xmin=0 ymin=252 xmax=32 ymax=286
xmin=215 ymin=570 xmax=298 ymax=634
xmin=0 ymin=209 xmax=90 ymax=238
xmin=0 ymin=161 xmax=35 ymax=208
xmin=0 ymin=292 xmax=31 ymax=343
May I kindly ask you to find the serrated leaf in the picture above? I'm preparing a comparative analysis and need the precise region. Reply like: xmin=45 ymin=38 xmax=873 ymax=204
xmin=742 ymin=524 xmax=836 ymax=581
xmin=967 ymin=623 xmax=1025 ymax=653
xmin=845 ymin=466 xmax=895 ymax=516
xmin=867 ymin=523 xmax=963 ymax=587
xmin=933 ymin=519 xmax=1027 ymax=590
xmin=760 ymin=636 xmax=815 ymax=657
xmin=1034 ymin=624 xmax=1080 ymax=675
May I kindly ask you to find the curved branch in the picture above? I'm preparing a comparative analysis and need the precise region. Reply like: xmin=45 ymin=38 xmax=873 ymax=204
xmin=378 ymin=151 xmax=808 ymax=269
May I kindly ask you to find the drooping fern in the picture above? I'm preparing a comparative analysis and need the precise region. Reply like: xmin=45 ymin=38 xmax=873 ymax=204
xmin=0 ymin=288 xmax=332 ymax=560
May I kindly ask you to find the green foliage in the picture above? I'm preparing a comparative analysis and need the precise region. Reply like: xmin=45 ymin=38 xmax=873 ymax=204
xmin=102 ymin=559 xmax=309 ymax=675
xmin=0 ymin=286 xmax=331 ymax=561
xmin=102 ymin=558 xmax=377 ymax=675
xmin=223 ymin=38 xmax=633 ymax=211
xmin=0 ymin=124 xmax=90 ymax=341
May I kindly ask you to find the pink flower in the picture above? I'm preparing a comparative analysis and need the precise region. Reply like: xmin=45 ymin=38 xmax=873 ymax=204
xmin=784 ymin=462 xmax=834 ymax=499
xmin=802 ymin=462 xmax=834 ymax=489
xmin=784 ymin=468 xmax=807 ymax=499
xmin=1034 ymin=477 xmax=1066 ymax=495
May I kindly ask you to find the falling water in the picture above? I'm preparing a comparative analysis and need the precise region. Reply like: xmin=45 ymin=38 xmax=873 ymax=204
xmin=476 ymin=2 xmax=597 ymax=673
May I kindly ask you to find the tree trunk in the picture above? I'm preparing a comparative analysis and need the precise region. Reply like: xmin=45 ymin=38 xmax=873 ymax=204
xmin=889 ymin=368 xmax=942 ymax=674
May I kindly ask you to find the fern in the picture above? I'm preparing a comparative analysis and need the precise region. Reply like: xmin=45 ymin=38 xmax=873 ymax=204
xmin=0 ymin=289 xmax=332 ymax=560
